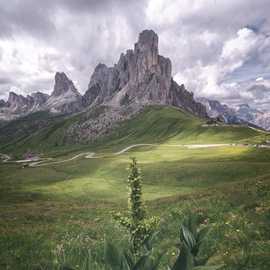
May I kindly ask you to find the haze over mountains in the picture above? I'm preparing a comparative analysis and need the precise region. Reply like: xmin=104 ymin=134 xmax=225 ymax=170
xmin=0 ymin=29 xmax=270 ymax=130
xmin=198 ymin=97 xmax=270 ymax=130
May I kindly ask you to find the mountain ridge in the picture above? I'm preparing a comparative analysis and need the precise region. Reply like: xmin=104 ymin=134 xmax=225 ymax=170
xmin=198 ymin=97 xmax=270 ymax=130
xmin=0 ymin=29 xmax=207 ymax=123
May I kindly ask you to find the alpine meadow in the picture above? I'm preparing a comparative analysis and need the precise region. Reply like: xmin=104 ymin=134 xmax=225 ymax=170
xmin=0 ymin=1 xmax=270 ymax=270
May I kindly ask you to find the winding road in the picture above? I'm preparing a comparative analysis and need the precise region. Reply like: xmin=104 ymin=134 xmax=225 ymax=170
xmin=0 ymin=143 xmax=262 ymax=168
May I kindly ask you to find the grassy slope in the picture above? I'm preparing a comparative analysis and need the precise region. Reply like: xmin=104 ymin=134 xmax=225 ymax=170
xmin=106 ymin=106 xmax=263 ymax=146
xmin=0 ymin=105 xmax=266 ymax=157
xmin=0 ymin=105 xmax=269 ymax=269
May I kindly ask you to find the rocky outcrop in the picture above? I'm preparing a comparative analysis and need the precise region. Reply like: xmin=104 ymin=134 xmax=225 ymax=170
xmin=197 ymin=97 xmax=270 ymax=130
xmin=30 ymin=92 xmax=49 ymax=110
xmin=197 ymin=97 xmax=242 ymax=123
xmin=0 ymin=91 xmax=47 ymax=121
xmin=1 ymin=29 xmax=208 ymax=134
xmin=83 ymin=29 xmax=207 ymax=118
xmin=170 ymin=82 xmax=207 ymax=117
xmin=65 ymin=105 xmax=140 ymax=143
xmin=0 ymin=73 xmax=82 ymax=120
xmin=45 ymin=72 xmax=83 ymax=114
xmin=236 ymin=104 xmax=262 ymax=122
xmin=0 ymin=100 xmax=6 ymax=108
xmin=83 ymin=64 xmax=120 ymax=106
xmin=255 ymin=112 xmax=270 ymax=130
xmin=51 ymin=72 xmax=79 ymax=97
xmin=63 ymin=30 xmax=208 ymax=143
xmin=7 ymin=92 xmax=33 ymax=113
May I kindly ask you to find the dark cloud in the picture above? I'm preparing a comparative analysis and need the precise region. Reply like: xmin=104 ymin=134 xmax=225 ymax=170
xmin=0 ymin=1 xmax=56 ymax=38
xmin=0 ymin=77 xmax=12 ymax=85
xmin=0 ymin=0 xmax=147 ymax=39
xmin=0 ymin=0 xmax=269 ymax=111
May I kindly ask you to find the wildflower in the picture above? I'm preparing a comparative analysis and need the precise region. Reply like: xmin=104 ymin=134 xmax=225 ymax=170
xmin=203 ymin=218 xmax=209 ymax=224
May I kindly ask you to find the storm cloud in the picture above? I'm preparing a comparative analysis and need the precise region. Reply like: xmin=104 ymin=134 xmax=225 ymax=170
xmin=0 ymin=0 xmax=269 ymax=110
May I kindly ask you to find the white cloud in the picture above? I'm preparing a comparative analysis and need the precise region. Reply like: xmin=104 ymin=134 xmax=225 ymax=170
xmin=146 ymin=0 xmax=203 ymax=26
xmin=220 ymin=28 xmax=258 ymax=73
xmin=174 ymin=27 xmax=269 ymax=106
xmin=0 ymin=0 xmax=270 ymax=111
xmin=0 ymin=36 xmax=75 ymax=99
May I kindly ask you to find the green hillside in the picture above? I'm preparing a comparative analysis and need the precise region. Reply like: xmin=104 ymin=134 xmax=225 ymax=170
xmin=107 ymin=106 xmax=262 ymax=145
xmin=0 ymin=105 xmax=266 ymax=157
xmin=0 ymin=105 xmax=270 ymax=269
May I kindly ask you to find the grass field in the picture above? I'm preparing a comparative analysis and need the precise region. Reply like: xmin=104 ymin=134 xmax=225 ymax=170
xmin=0 ymin=106 xmax=270 ymax=269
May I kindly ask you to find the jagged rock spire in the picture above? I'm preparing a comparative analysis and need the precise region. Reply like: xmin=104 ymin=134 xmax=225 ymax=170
xmin=51 ymin=72 xmax=80 ymax=97
xmin=83 ymin=29 xmax=206 ymax=118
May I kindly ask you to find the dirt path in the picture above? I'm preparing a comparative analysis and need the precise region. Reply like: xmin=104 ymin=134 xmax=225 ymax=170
xmin=0 ymin=143 xmax=254 ymax=168
xmin=0 ymin=153 xmax=11 ymax=162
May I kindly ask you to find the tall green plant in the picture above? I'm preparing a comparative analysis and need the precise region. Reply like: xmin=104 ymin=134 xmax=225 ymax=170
xmin=114 ymin=157 xmax=159 ymax=255
xmin=104 ymin=239 xmax=162 ymax=270
xmin=171 ymin=215 xmax=222 ymax=270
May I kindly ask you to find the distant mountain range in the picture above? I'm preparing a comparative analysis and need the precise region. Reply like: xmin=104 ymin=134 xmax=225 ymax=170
xmin=0 ymin=30 xmax=207 ymax=122
xmin=0 ymin=29 xmax=269 ymax=139
xmin=0 ymin=30 xmax=210 ymax=146
xmin=0 ymin=72 xmax=83 ymax=120
xmin=198 ymin=97 xmax=270 ymax=130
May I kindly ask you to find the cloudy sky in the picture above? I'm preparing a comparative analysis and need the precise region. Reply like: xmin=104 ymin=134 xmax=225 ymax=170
xmin=0 ymin=0 xmax=270 ymax=109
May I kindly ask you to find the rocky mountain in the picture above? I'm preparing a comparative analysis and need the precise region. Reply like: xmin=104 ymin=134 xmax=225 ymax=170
xmin=0 ymin=92 xmax=37 ymax=121
xmin=197 ymin=97 xmax=243 ymax=124
xmin=255 ymin=112 xmax=270 ymax=130
xmin=236 ymin=104 xmax=263 ymax=122
xmin=45 ymin=72 xmax=83 ymax=114
xmin=0 ymin=73 xmax=82 ymax=121
xmin=64 ymin=29 xmax=207 ymax=143
xmin=5 ymin=29 xmax=270 ymax=147
xmin=235 ymin=104 xmax=270 ymax=130
xmin=198 ymin=97 xmax=270 ymax=130
xmin=0 ymin=99 xmax=6 ymax=108
xmin=0 ymin=29 xmax=207 ymax=121
xmin=83 ymin=30 xmax=207 ymax=118
xmin=4 ymin=29 xmax=270 ymax=139
xmin=0 ymin=29 xmax=208 ymax=143
xmin=7 ymin=92 xmax=33 ymax=113
xmin=28 ymin=92 xmax=50 ymax=111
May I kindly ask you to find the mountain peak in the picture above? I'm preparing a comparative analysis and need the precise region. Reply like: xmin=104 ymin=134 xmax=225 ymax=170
xmin=8 ymin=91 xmax=18 ymax=100
xmin=44 ymin=72 xmax=83 ymax=114
xmin=1 ymin=30 xmax=208 ymax=122
xmin=83 ymin=29 xmax=206 ymax=118
xmin=51 ymin=72 xmax=80 ymax=97
xmin=95 ymin=63 xmax=108 ymax=70
xmin=0 ymin=99 xmax=6 ymax=108
xmin=7 ymin=91 xmax=26 ymax=106
xmin=55 ymin=71 xmax=68 ymax=80
xmin=31 ymin=92 xmax=49 ymax=106
xmin=137 ymin=29 xmax=158 ymax=50
xmin=134 ymin=29 xmax=159 ymax=70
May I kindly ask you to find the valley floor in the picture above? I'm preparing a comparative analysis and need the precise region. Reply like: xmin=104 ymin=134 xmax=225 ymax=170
xmin=0 ymin=143 xmax=241 ymax=167
xmin=0 ymin=107 xmax=270 ymax=269
xmin=1 ymin=142 xmax=270 ymax=269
